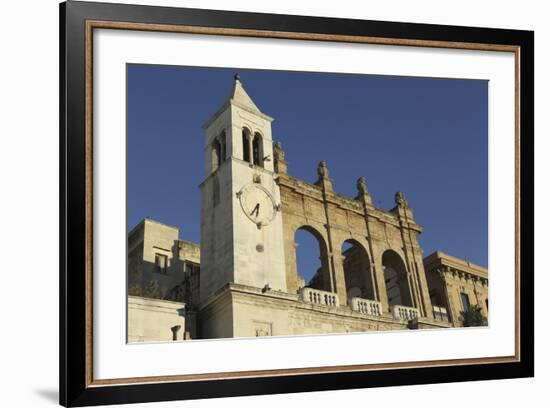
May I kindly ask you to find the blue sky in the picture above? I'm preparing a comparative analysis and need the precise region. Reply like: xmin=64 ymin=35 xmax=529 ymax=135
xmin=127 ymin=64 xmax=488 ymax=281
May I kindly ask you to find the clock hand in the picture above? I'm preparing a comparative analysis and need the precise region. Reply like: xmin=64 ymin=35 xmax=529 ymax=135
xmin=250 ymin=203 xmax=260 ymax=217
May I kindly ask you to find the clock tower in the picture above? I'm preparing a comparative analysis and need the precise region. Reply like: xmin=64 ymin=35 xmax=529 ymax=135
xmin=199 ymin=75 xmax=287 ymax=306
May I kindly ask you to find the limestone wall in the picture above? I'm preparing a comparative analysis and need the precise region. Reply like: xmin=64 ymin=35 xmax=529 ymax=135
xmin=127 ymin=296 xmax=186 ymax=342
xmin=198 ymin=284 xmax=449 ymax=339
xmin=199 ymin=157 xmax=234 ymax=303
xmin=198 ymin=288 xmax=234 ymax=338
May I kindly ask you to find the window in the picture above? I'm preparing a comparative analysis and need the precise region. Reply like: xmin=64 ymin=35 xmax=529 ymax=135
xmin=460 ymin=292 xmax=470 ymax=312
xmin=155 ymin=253 xmax=168 ymax=274
xmin=242 ymin=128 xmax=251 ymax=163
xmin=252 ymin=133 xmax=263 ymax=167
xmin=185 ymin=262 xmax=199 ymax=275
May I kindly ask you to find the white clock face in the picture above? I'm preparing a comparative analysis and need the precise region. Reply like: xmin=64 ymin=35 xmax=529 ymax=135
xmin=238 ymin=184 xmax=277 ymax=226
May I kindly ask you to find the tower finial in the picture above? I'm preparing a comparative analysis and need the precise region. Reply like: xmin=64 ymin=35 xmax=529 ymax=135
xmin=234 ymin=73 xmax=241 ymax=82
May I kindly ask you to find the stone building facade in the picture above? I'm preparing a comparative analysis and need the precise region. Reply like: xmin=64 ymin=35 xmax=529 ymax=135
xmin=127 ymin=76 xmax=488 ymax=342
xmin=424 ymin=251 xmax=489 ymax=327
xmin=127 ymin=218 xmax=200 ymax=341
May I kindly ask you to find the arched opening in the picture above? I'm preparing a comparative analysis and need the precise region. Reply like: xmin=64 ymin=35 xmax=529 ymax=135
xmin=252 ymin=132 xmax=263 ymax=167
xmin=242 ymin=128 xmax=251 ymax=163
xmin=294 ymin=226 xmax=330 ymax=292
xmin=211 ymin=139 xmax=221 ymax=171
xmin=341 ymin=239 xmax=375 ymax=300
xmin=382 ymin=250 xmax=412 ymax=309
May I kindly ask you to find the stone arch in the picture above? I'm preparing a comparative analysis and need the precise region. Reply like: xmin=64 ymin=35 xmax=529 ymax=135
xmin=381 ymin=249 xmax=412 ymax=309
xmin=242 ymin=127 xmax=251 ymax=163
xmin=341 ymin=239 xmax=375 ymax=301
xmin=293 ymin=225 xmax=331 ymax=292
xmin=252 ymin=132 xmax=264 ymax=167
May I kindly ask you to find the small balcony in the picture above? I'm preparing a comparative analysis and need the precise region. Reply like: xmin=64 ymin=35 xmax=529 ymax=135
xmin=300 ymin=287 xmax=339 ymax=307
xmin=392 ymin=305 xmax=419 ymax=321
xmin=350 ymin=297 xmax=382 ymax=316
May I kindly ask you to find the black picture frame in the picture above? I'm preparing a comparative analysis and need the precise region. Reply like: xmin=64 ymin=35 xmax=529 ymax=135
xmin=60 ymin=1 xmax=534 ymax=406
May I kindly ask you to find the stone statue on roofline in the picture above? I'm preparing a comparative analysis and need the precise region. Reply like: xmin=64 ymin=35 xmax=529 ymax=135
xmin=395 ymin=191 xmax=408 ymax=208
xmin=315 ymin=160 xmax=333 ymax=191
xmin=317 ymin=160 xmax=329 ymax=179
xmin=357 ymin=176 xmax=369 ymax=195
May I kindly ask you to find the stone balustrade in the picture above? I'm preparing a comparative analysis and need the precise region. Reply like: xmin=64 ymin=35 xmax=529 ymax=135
xmin=350 ymin=297 xmax=382 ymax=316
xmin=392 ymin=305 xmax=419 ymax=321
xmin=300 ymin=287 xmax=339 ymax=307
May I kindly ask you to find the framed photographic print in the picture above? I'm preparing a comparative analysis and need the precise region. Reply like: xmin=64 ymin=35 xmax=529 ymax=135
xmin=60 ymin=0 xmax=534 ymax=406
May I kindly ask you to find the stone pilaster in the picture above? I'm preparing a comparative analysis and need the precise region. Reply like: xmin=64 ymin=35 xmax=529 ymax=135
xmin=328 ymin=252 xmax=348 ymax=306
xmin=393 ymin=191 xmax=433 ymax=317
xmin=313 ymin=161 xmax=346 ymax=304
xmin=356 ymin=177 xmax=380 ymax=303
xmin=373 ymin=255 xmax=390 ymax=313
